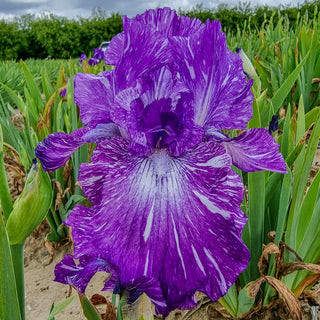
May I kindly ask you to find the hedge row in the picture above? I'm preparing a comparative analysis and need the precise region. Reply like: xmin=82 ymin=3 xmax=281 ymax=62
xmin=0 ymin=1 xmax=319 ymax=60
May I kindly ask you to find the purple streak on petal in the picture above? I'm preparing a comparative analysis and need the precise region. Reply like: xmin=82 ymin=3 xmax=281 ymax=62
xmin=222 ymin=128 xmax=287 ymax=173
xmin=74 ymin=71 xmax=114 ymax=127
xmin=35 ymin=127 xmax=90 ymax=171
xmin=54 ymin=254 xmax=114 ymax=294
xmin=170 ymin=20 xmax=253 ymax=130
xmin=66 ymin=137 xmax=249 ymax=314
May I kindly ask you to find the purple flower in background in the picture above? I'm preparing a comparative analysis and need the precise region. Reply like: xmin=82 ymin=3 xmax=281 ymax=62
xmin=59 ymin=87 xmax=67 ymax=98
xmin=88 ymin=48 xmax=104 ymax=66
xmin=36 ymin=8 xmax=287 ymax=316
xmin=79 ymin=53 xmax=87 ymax=64
xmin=268 ymin=114 xmax=279 ymax=134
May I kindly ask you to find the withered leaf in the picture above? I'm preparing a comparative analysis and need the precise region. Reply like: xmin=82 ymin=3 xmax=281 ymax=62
xmin=264 ymin=276 xmax=302 ymax=320
xmin=90 ymin=293 xmax=107 ymax=305
xmin=294 ymin=273 xmax=320 ymax=298
xmin=247 ymin=277 xmax=265 ymax=298
xmin=102 ymin=300 xmax=116 ymax=320
xmin=258 ymin=243 xmax=280 ymax=275
xmin=280 ymin=262 xmax=320 ymax=277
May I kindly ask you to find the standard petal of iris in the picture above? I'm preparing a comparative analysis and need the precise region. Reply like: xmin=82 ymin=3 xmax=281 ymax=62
xmin=170 ymin=20 xmax=253 ymax=130
xmin=114 ymin=18 xmax=172 ymax=90
xmin=104 ymin=32 xmax=124 ymax=65
xmin=222 ymin=128 xmax=287 ymax=173
xmin=66 ymin=137 xmax=249 ymax=314
xmin=35 ymin=128 xmax=90 ymax=171
xmin=74 ymin=71 xmax=114 ymax=127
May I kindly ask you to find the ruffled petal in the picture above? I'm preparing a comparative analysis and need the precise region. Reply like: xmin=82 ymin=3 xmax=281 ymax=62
xmin=66 ymin=137 xmax=249 ymax=314
xmin=111 ymin=67 xmax=203 ymax=157
xmin=54 ymin=254 xmax=113 ymax=294
xmin=81 ymin=123 xmax=121 ymax=143
xmin=114 ymin=17 xmax=172 ymax=90
xmin=170 ymin=20 xmax=253 ymax=129
xmin=74 ymin=71 xmax=114 ymax=127
xmin=55 ymin=254 xmax=167 ymax=313
xmin=104 ymin=32 xmax=124 ymax=65
xmin=104 ymin=8 xmax=204 ymax=66
xmin=35 ymin=128 xmax=90 ymax=171
xmin=222 ymin=128 xmax=287 ymax=173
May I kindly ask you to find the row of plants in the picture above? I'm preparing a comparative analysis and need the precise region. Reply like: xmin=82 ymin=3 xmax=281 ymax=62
xmin=0 ymin=7 xmax=320 ymax=319
xmin=1 ymin=1 xmax=320 ymax=60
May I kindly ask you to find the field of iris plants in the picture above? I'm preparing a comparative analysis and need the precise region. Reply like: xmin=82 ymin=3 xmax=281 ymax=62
xmin=0 ymin=6 xmax=320 ymax=320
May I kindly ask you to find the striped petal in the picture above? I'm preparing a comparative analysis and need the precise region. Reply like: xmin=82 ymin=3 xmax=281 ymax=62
xmin=223 ymin=128 xmax=287 ymax=173
xmin=170 ymin=20 xmax=253 ymax=129
xmin=74 ymin=71 xmax=114 ymax=127
xmin=35 ymin=128 xmax=89 ymax=171
xmin=66 ymin=137 xmax=249 ymax=315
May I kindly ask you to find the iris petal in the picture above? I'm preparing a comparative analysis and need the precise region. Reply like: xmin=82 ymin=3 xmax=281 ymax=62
xmin=222 ymin=128 xmax=287 ymax=173
xmin=170 ymin=20 xmax=253 ymax=129
xmin=66 ymin=137 xmax=249 ymax=314
xmin=35 ymin=128 xmax=90 ymax=171
xmin=55 ymin=254 xmax=168 ymax=313
xmin=74 ymin=71 xmax=114 ymax=127
xmin=54 ymin=254 xmax=113 ymax=294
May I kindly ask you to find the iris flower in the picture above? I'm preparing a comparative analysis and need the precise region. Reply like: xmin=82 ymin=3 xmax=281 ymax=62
xmin=36 ymin=8 xmax=286 ymax=316
xmin=79 ymin=53 xmax=87 ymax=64
xmin=88 ymin=48 xmax=104 ymax=66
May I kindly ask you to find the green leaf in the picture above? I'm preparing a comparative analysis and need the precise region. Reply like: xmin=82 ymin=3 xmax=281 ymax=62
xmin=237 ymin=284 xmax=256 ymax=317
xmin=21 ymin=60 xmax=43 ymax=113
xmin=0 ymin=125 xmax=13 ymax=221
xmin=0 ymin=215 xmax=21 ymax=320
xmin=245 ymin=171 xmax=266 ymax=281
xmin=47 ymin=295 xmax=76 ymax=320
xmin=78 ymin=293 xmax=102 ymax=320
xmin=296 ymin=95 xmax=305 ymax=144
xmin=271 ymin=51 xmax=310 ymax=113
xmin=296 ymin=169 xmax=320 ymax=250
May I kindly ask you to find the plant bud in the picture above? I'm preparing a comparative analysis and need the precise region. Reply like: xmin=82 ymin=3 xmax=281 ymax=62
xmin=236 ymin=47 xmax=258 ymax=79
xmin=6 ymin=160 xmax=52 ymax=245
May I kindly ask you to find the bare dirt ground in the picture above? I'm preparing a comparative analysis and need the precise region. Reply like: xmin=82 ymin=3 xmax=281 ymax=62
xmin=5 ymin=149 xmax=320 ymax=320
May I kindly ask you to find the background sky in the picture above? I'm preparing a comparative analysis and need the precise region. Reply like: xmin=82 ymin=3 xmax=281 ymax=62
xmin=0 ymin=0 xmax=301 ymax=20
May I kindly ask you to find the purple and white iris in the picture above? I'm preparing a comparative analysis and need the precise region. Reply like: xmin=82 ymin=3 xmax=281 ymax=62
xmin=36 ymin=8 xmax=286 ymax=316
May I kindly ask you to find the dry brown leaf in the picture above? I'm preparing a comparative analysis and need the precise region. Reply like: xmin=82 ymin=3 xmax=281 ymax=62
xmin=90 ymin=293 xmax=107 ymax=305
xmin=280 ymin=262 xmax=320 ymax=277
xmin=247 ymin=277 xmax=265 ymax=298
xmin=44 ymin=239 xmax=55 ymax=257
xmin=264 ymin=276 xmax=302 ymax=320
xmin=258 ymin=243 xmax=280 ymax=275
xmin=294 ymin=273 xmax=320 ymax=298
xmin=101 ymin=300 xmax=116 ymax=320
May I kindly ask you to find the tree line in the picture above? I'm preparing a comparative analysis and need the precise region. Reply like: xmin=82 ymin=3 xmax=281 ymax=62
xmin=0 ymin=1 xmax=319 ymax=60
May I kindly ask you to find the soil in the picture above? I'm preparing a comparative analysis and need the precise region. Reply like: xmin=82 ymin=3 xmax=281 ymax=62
xmin=5 ymin=148 xmax=320 ymax=320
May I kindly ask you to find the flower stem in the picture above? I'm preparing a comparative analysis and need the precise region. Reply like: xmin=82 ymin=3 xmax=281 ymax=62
xmin=10 ymin=244 xmax=25 ymax=320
